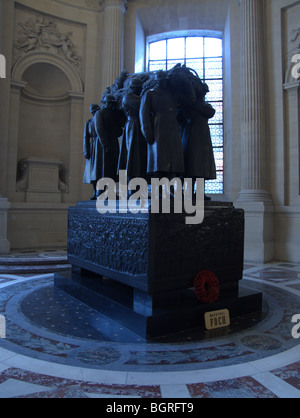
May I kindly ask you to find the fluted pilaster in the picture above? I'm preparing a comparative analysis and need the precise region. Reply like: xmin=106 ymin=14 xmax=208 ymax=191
xmin=238 ymin=0 xmax=272 ymax=202
xmin=236 ymin=0 xmax=274 ymax=262
xmin=100 ymin=0 xmax=127 ymax=91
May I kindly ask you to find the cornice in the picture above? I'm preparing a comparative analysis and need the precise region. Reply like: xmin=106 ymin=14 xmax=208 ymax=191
xmin=99 ymin=0 xmax=127 ymax=14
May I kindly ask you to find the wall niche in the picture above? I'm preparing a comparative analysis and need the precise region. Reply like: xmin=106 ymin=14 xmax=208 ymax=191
xmin=17 ymin=62 xmax=71 ymax=201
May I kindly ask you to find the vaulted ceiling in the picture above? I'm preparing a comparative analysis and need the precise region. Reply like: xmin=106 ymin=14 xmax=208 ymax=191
xmin=134 ymin=0 xmax=230 ymax=36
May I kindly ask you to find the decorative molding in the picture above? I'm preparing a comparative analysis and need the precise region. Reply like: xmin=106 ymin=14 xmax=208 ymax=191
xmin=10 ymin=79 xmax=28 ymax=92
xmin=284 ymin=80 xmax=300 ymax=92
xmin=12 ymin=51 xmax=83 ymax=93
xmin=21 ymin=88 xmax=71 ymax=104
xmin=16 ymin=158 xmax=69 ymax=196
xmin=84 ymin=0 xmax=102 ymax=10
xmin=13 ymin=15 xmax=81 ymax=72
xmin=50 ymin=0 xmax=101 ymax=12
xmin=285 ymin=28 xmax=300 ymax=84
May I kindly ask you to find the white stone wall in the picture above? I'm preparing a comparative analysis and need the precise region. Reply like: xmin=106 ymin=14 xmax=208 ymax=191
xmin=266 ymin=0 xmax=300 ymax=262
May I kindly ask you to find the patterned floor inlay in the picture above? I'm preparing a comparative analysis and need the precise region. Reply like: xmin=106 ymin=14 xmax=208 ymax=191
xmin=187 ymin=376 xmax=278 ymax=398
xmin=0 ymin=258 xmax=299 ymax=398
xmin=271 ymin=362 xmax=300 ymax=391
xmin=0 ymin=367 xmax=161 ymax=398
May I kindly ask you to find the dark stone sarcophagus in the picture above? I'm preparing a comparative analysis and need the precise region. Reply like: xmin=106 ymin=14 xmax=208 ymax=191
xmin=55 ymin=201 xmax=262 ymax=339
xmin=67 ymin=201 xmax=244 ymax=295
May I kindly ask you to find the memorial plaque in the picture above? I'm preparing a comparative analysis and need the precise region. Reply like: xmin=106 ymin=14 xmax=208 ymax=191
xmin=204 ymin=309 xmax=230 ymax=330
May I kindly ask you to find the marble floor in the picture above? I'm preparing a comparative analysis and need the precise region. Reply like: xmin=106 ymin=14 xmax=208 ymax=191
xmin=0 ymin=251 xmax=300 ymax=398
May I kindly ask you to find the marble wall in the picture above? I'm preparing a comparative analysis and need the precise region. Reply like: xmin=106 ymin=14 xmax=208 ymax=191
xmin=0 ymin=0 xmax=299 ymax=263
xmin=266 ymin=0 xmax=300 ymax=262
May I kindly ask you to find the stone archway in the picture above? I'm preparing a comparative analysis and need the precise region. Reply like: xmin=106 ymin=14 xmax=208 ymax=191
xmin=9 ymin=51 xmax=84 ymax=204
xmin=12 ymin=51 xmax=83 ymax=93
xmin=7 ymin=51 xmax=85 ymax=250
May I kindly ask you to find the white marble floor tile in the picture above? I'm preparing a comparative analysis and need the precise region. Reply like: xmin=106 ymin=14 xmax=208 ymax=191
xmin=0 ymin=379 xmax=53 ymax=398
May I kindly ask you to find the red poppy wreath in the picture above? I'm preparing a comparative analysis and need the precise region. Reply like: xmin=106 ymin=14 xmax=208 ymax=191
xmin=194 ymin=270 xmax=220 ymax=304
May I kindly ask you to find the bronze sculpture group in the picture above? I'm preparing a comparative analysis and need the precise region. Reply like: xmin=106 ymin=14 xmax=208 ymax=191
xmin=83 ymin=64 xmax=217 ymax=200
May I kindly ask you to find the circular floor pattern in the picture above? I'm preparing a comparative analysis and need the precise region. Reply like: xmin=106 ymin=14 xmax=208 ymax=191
xmin=0 ymin=275 xmax=299 ymax=375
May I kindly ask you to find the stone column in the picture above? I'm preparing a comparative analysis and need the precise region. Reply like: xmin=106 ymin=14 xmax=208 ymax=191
xmin=0 ymin=196 xmax=10 ymax=254
xmin=236 ymin=0 xmax=274 ymax=262
xmin=6 ymin=80 xmax=27 ymax=200
xmin=0 ymin=0 xmax=3 ymax=50
xmin=68 ymin=91 xmax=85 ymax=202
xmin=0 ymin=0 xmax=14 ymax=195
xmin=100 ymin=0 xmax=127 ymax=91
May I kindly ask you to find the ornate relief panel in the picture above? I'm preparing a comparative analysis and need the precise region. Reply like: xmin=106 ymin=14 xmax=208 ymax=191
xmin=12 ymin=3 xmax=86 ymax=80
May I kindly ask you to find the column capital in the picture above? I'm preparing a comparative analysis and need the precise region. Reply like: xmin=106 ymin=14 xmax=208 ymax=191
xmin=239 ymin=0 xmax=266 ymax=8
xmin=100 ymin=0 xmax=127 ymax=14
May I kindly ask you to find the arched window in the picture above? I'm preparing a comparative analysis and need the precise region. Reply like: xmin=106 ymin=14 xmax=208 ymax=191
xmin=147 ymin=33 xmax=224 ymax=195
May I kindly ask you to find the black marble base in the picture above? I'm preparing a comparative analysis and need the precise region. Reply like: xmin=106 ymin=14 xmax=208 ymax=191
xmin=54 ymin=267 xmax=262 ymax=340
xmin=62 ymin=200 xmax=263 ymax=339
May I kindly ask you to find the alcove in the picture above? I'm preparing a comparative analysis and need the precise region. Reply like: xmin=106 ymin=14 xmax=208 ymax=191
xmin=7 ymin=51 xmax=84 ymax=248
xmin=17 ymin=62 xmax=71 ymax=194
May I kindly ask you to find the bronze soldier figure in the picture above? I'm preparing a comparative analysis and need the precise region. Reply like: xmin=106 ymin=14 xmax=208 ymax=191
xmin=139 ymin=71 xmax=184 ymax=180
xmin=181 ymin=82 xmax=217 ymax=197
xmin=83 ymin=104 xmax=102 ymax=200
xmin=118 ymin=77 xmax=147 ymax=181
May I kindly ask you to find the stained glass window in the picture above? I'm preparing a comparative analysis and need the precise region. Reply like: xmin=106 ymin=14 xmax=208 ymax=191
xmin=148 ymin=35 xmax=224 ymax=195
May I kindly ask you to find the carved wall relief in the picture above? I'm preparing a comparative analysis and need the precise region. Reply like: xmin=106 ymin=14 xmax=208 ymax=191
xmin=13 ymin=16 xmax=81 ymax=70
xmin=12 ymin=3 xmax=86 ymax=82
